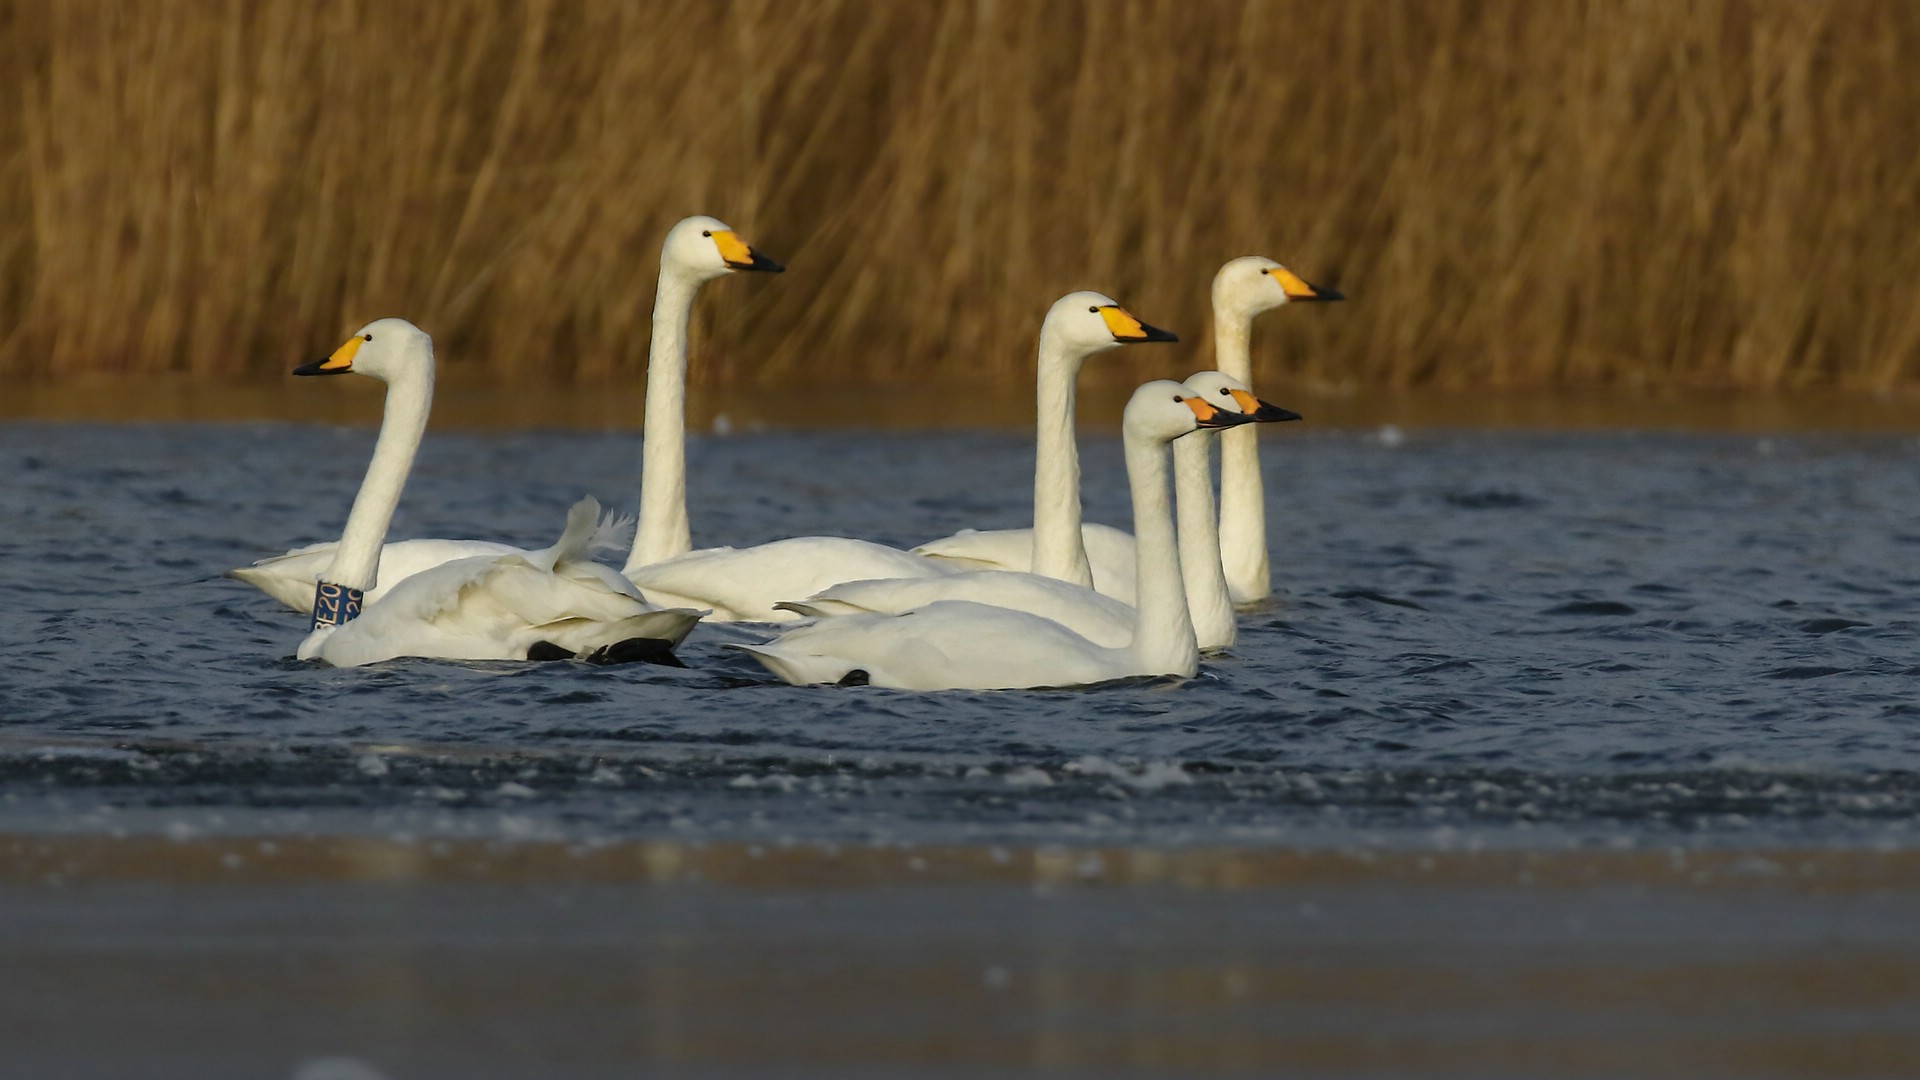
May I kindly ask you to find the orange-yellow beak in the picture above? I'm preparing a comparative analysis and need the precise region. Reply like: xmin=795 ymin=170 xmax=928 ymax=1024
xmin=712 ymin=230 xmax=785 ymax=273
xmin=1267 ymin=266 xmax=1343 ymax=301
xmin=1098 ymin=305 xmax=1179 ymax=343
xmin=294 ymin=334 xmax=364 ymax=376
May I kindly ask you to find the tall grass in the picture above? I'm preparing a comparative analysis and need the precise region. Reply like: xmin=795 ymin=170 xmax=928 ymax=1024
xmin=4 ymin=0 xmax=1919 ymax=390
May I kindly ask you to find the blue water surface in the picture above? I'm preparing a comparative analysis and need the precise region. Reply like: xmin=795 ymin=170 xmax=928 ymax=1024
xmin=3 ymin=421 xmax=1918 ymax=850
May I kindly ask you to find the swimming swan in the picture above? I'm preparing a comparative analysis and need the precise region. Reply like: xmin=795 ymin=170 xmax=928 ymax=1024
xmin=230 ymin=215 xmax=782 ymax=613
xmin=623 ymin=290 xmax=1177 ymax=622
xmin=778 ymin=372 xmax=1299 ymax=650
xmin=1209 ymin=256 xmax=1341 ymax=603
xmin=909 ymin=292 xmax=1180 ymax=603
xmin=731 ymin=381 xmax=1255 ymax=690
xmin=285 ymin=319 xmax=703 ymax=667
xmin=613 ymin=218 xmax=955 ymax=622
xmin=910 ymin=262 xmax=1339 ymax=608
xmin=623 ymin=214 xmax=784 ymax=571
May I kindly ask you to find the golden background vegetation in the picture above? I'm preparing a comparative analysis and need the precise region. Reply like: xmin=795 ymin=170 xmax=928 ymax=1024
xmin=3 ymin=0 xmax=1918 ymax=391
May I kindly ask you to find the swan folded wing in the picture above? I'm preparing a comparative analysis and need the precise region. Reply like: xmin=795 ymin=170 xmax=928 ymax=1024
xmin=626 ymin=536 xmax=955 ymax=623
xmin=784 ymin=571 xmax=1135 ymax=649
xmin=910 ymin=527 xmax=1033 ymax=572
xmin=913 ymin=524 xmax=1140 ymax=603
xmin=734 ymin=600 xmax=1117 ymax=690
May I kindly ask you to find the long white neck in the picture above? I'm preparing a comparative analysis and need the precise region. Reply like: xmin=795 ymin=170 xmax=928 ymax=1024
xmin=625 ymin=268 xmax=701 ymax=574
xmin=1212 ymin=305 xmax=1270 ymax=604
xmin=322 ymin=359 xmax=434 ymax=592
xmin=1174 ymin=431 xmax=1235 ymax=650
xmin=1122 ymin=429 xmax=1198 ymax=677
xmin=1031 ymin=337 xmax=1093 ymax=588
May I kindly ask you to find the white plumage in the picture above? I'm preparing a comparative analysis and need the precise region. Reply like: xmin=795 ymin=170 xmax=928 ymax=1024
xmin=733 ymin=381 xmax=1255 ymax=690
xmin=282 ymin=318 xmax=703 ymax=667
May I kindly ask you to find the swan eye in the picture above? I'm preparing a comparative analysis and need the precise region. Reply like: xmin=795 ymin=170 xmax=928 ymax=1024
xmin=1172 ymin=394 xmax=1184 ymax=403
xmin=1089 ymin=306 xmax=1099 ymax=313
xmin=702 ymin=230 xmax=712 ymax=237
xmin=1219 ymin=387 xmax=1231 ymax=395
xmin=363 ymin=334 xmax=373 ymax=342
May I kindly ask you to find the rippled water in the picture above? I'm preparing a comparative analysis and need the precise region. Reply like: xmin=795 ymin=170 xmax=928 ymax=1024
xmin=4 ymin=420 xmax=1918 ymax=850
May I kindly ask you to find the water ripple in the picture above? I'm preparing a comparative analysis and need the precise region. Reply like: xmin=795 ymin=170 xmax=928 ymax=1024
xmin=2 ymin=424 xmax=1919 ymax=848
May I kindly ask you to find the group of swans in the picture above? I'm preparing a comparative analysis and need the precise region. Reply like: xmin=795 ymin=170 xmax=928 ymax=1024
xmin=230 ymin=215 xmax=1341 ymax=688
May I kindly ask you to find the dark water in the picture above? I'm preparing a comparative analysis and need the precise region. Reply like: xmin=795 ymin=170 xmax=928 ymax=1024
xmin=4 ymin=421 xmax=1920 ymax=1078
xmin=3 ymin=421 xmax=1918 ymax=849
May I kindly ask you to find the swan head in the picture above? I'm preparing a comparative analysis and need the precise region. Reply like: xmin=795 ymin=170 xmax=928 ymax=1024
xmin=1040 ymin=291 xmax=1179 ymax=360
xmin=294 ymin=317 xmax=433 ymax=383
xmin=1211 ymin=256 xmax=1343 ymax=320
xmin=1182 ymin=370 xmax=1303 ymax=424
xmin=662 ymin=215 xmax=784 ymax=282
xmin=1125 ymin=379 xmax=1259 ymax=443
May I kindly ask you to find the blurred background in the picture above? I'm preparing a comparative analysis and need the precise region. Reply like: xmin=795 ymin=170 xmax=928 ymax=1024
xmin=5 ymin=0 xmax=1918 ymax=397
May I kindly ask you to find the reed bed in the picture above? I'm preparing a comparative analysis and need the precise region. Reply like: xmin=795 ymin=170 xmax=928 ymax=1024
xmin=4 ymin=0 xmax=1919 ymax=391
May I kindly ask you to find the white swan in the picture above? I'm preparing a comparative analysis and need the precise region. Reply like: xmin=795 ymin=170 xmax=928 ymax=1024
xmin=911 ymin=261 xmax=1339 ymax=608
xmin=624 ymin=214 xmax=784 ymax=571
xmin=909 ymin=292 xmax=1181 ymax=602
xmin=229 ymin=214 xmax=782 ymax=613
xmin=1168 ymin=370 xmax=1302 ymax=648
xmin=778 ymin=371 xmax=1299 ymax=650
xmin=1209 ymin=256 xmax=1342 ymax=604
xmin=285 ymin=319 xmax=704 ymax=667
xmin=731 ymin=381 xmax=1255 ymax=690
xmin=623 ymin=290 xmax=1177 ymax=622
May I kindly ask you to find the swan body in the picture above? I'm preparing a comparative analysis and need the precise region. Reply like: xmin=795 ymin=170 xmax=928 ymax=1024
xmin=785 ymin=372 xmax=1299 ymax=650
xmin=1209 ymin=256 xmax=1342 ymax=604
xmin=910 ymin=523 xmax=1139 ymax=600
xmin=777 ymin=569 xmax=1138 ymax=648
xmin=912 ymin=292 xmax=1179 ymax=603
xmin=301 ymin=497 xmax=703 ymax=667
xmin=625 ymin=536 xmax=954 ymax=623
xmin=733 ymin=381 xmax=1254 ymax=690
xmin=287 ymin=319 xmax=703 ymax=667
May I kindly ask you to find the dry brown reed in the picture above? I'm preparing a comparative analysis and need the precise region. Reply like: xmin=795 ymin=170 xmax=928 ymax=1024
xmin=4 ymin=0 xmax=1920 ymax=391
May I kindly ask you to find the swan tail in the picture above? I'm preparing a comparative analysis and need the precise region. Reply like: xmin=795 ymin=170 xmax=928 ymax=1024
xmin=538 ymin=497 xmax=606 ymax=570
xmin=727 ymin=642 xmax=860 ymax=686
xmin=589 ymin=509 xmax=636 ymax=556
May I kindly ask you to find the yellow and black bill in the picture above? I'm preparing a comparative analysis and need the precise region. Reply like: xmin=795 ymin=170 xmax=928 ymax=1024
xmin=712 ymin=230 xmax=785 ymax=273
xmin=1098 ymin=306 xmax=1179 ymax=344
xmin=1226 ymin=388 xmax=1304 ymax=423
xmin=1267 ymin=266 xmax=1344 ymax=302
xmin=293 ymin=334 xmax=365 ymax=376
xmin=1182 ymin=395 xmax=1258 ymax=429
